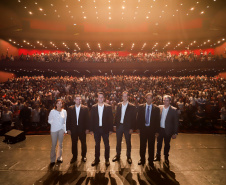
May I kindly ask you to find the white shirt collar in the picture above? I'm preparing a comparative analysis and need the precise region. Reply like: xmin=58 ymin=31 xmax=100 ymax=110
xmin=75 ymin=105 xmax=81 ymax=109
xmin=122 ymin=102 xmax=128 ymax=106
xmin=163 ymin=105 xmax=170 ymax=110
xmin=98 ymin=104 xmax=104 ymax=108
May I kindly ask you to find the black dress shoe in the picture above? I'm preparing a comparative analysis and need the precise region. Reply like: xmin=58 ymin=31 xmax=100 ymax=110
xmin=91 ymin=159 xmax=100 ymax=166
xmin=50 ymin=162 xmax=55 ymax=166
xmin=138 ymin=160 xmax=145 ymax=165
xmin=82 ymin=157 xmax=87 ymax=162
xmin=70 ymin=158 xmax=77 ymax=164
xmin=127 ymin=158 xmax=132 ymax=164
xmin=154 ymin=157 xmax=160 ymax=161
xmin=112 ymin=155 xmax=120 ymax=162
xmin=57 ymin=160 xmax=63 ymax=163
xmin=105 ymin=160 xmax=110 ymax=166
xmin=149 ymin=161 xmax=154 ymax=167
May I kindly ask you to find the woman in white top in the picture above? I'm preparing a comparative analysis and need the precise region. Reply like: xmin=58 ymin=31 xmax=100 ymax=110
xmin=48 ymin=99 xmax=67 ymax=165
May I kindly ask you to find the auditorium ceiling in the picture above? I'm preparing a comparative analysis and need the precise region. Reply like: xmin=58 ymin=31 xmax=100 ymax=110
xmin=0 ymin=0 xmax=225 ymax=52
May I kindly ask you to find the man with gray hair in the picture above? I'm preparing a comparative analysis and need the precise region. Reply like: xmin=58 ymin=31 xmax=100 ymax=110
xmin=154 ymin=95 xmax=179 ymax=165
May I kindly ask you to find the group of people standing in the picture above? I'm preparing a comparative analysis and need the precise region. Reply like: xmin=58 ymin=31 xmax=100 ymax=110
xmin=48 ymin=92 xmax=179 ymax=168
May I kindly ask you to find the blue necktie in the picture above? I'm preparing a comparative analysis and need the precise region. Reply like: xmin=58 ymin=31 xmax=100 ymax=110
xmin=145 ymin=106 xmax=150 ymax=126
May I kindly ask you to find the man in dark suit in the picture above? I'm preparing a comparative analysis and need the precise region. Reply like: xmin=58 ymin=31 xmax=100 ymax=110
xmin=66 ymin=95 xmax=90 ymax=164
xmin=137 ymin=93 xmax=160 ymax=166
xmin=112 ymin=91 xmax=136 ymax=164
xmin=154 ymin=95 xmax=179 ymax=165
xmin=90 ymin=92 xmax=113 ymax=166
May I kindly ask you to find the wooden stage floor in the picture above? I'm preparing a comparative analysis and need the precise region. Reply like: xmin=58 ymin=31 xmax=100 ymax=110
xmin=0 ymin=133 xmax=226 ymax=185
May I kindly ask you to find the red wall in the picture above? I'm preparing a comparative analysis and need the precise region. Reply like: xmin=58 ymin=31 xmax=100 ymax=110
xmin=214 ymin=42 xmax=226 ymax=58
xmin=18 ymin=49 xmax=66 ymax=56
xmin=0 ymin=71 xmax=16 ymax=82
xmin=169 ymin=48 xmax=214 ymax=56
xmin=18 ymin=48 xmax=216 ymax=56
xmin=0 ymin=39 xmax=19 ymax=57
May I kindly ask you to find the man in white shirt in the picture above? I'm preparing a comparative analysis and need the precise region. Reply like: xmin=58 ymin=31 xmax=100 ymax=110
xmin=90 ymin=92 xmax=113 ymax=166
xmin=112 ymin=91 xmax=136 ymax=164
xmin=66 ymin=95 xmax=90 ymax=164
xmin=154 ymin=95 xmax=179 ymax=165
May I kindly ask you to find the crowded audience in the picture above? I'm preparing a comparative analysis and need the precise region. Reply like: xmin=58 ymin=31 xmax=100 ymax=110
xmin=1 ymin=50 xmax=224 ymax=63
xmin=0 ymin=75 xmax=225 ymax=134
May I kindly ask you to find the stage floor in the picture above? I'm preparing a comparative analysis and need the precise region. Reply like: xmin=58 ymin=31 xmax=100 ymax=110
xmin=0 ymin=133 xmax=226 ymax=185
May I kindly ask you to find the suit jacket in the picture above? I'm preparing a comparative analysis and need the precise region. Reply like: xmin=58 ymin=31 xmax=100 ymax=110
xmin=66 ymin=105 xmax=90 ymax=132
xmin=114 ymin=102 xmax=136 ymax=130
xmin=136 ymin=103 xmax=160 ymax=134
xmin=159 ymin=105 xmax=179 ymax=136
xmin=90 ymin=103 xmax=113 ymax=133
